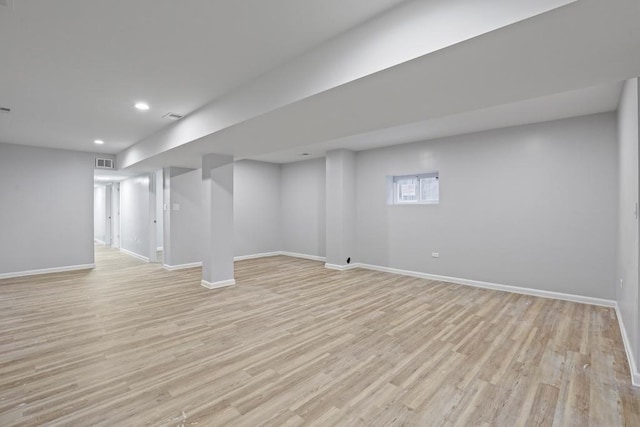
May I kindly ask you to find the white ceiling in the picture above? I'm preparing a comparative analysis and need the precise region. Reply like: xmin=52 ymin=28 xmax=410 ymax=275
xmin=253 ymin=81 xmax=625 ymax=164
xmin=2 ymin=0 xmax=640 ymax=171
xmin=0 ymin=0 xmax=405 ymax=153
xmin=94 ymin=168 xmax=143 ymax=184
xmin=126 ymin=0 xmax=640 ymax=170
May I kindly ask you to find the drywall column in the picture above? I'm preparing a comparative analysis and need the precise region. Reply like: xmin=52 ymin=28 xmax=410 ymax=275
xmin=325 ymin=149 xmax=356 ymax=269
xmin=201 ymin=154 xmax=235 ymax=289
xmin=617 ymin=78 xmax=640 ymax=383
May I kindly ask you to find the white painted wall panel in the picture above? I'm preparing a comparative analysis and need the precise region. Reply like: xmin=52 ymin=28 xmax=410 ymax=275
xmin=356 ymin=113 xmax=617 ymax=299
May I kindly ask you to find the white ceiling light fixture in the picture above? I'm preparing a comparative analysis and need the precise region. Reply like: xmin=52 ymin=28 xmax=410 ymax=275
xmin=135 ymin=102 xmax=150 ymax=111
xmin=94 ymin=139 xmax=104 ymax=145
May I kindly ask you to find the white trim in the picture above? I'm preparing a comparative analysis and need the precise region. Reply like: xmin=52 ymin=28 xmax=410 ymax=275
xmin=614 ymin=303 xmax=640 ymax=387
xmin=0 ymin=263 xmax=95 ymax=279
xmin=163 ymin=262 xmax=202 ymax=271
xmin=94 ymin=239 xmax=106 ymax=245
xmin=279 ymin=251 xmax=326 ymax=262
xmin=163 ymin=251 xmax=321 ymax=270
xmin=119 ymin=248 xmax=150 ymax=262
xmin=156 ymin=246 xmax=163 ymax=252
xmin=325 ymin=263 xmax=358 ymax=271
xmin=234 ymin=252 xmax=281 ymax=261
xmin=352 ymin=263 xmax=616 ymax=308
xmin=201 ymin=279 xmax=236 ymax=289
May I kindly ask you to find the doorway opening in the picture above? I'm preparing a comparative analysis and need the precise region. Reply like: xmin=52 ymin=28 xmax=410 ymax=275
xmin=93 ymin=169 xmax=164 ymax=266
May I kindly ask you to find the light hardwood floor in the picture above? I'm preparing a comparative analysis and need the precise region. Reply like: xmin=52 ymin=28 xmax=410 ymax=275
xmin=1 ymin=246 xmax=639 ymax=426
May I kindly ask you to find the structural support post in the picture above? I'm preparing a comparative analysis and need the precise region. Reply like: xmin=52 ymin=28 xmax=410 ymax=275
xmin=201 ymin=154 xmax=235 ymax=289
xmin=325 ymin=149 xmax=356 ymax=269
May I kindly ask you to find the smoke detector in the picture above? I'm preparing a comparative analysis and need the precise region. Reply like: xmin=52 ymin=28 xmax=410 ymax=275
xmin=162 ymin=112 xmax=183 ymax=120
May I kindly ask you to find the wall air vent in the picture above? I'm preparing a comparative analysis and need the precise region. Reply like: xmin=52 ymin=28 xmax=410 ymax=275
xmin=95 ymin=158 xmax=114 ymax=169
xmin=162 ymin=112 xmax=184 ymax=120
xmin=0 ymin=107 xmax=10 ymax=113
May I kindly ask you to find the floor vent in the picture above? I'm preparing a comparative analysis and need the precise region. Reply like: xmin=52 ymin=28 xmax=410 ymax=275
xmin=95 ymin=158 xmax=114 ymax=169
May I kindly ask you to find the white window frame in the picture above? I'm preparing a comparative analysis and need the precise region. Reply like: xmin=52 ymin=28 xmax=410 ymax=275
xmin=392 ymin=172 xmax=439 ymax=205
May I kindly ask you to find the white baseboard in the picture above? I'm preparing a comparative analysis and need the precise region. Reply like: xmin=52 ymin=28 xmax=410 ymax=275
xmin=352 ymin=263 xmax=615 ymax=308
xmin=325 ymin=263 xmax=358 ymax=271
xmin=119 ymin=248 xmax=150 ymax=263
xmin=94 ymin=239 xmax=106 ymax=245
xmin=614 ymin=304 xmax=640 ymax=387
xmin=163 ymin=262 xmax=202 ymax=271
xmin=234 ymin=252 xmax=281 ymax=261
xmin=156 ymin=246 xmax=163 ymax=252
xmin=201 ymin=279 xmax=236 ymax=289
xmin=162 ymin=251 xmax=321 ymax=270
xmin=0 ymin=263 xmax=96 ymax=280
xmin=280 ymin=251 xmax=326 ymax=262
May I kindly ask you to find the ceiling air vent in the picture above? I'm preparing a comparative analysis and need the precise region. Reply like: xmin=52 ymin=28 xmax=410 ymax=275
xmin=95 ymin=158 xmax=114 ymax=169
xmin=162 ymin=112 xmax=184 ymax=120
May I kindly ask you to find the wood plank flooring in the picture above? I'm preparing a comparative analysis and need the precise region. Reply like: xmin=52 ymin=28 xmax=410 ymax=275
xmin=0 ymin=246 xmax=638 ymax=426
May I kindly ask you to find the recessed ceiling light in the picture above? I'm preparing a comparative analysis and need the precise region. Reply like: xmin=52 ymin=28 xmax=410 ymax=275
xmin=94 ymin=139 xmax=104 ymax=145
xmin=135 ymin=102 xmax=150 ymax=111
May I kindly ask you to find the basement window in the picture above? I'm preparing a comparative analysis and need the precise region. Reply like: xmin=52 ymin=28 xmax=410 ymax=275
xmin=391 ymin=172 xmax=439 ymax=204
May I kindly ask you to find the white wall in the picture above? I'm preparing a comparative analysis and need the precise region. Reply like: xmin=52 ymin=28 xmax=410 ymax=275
xmin=234 ymin=160 xmax=282 ymax=256
xmin=162 ymin=160 xmax=282 ymax=266
xmin=166 ymin=169 xmax=203 ymax=266
xmin=281 ymin=158 xmax=326 ymax=257
xmin=0 ymin=143 xmax=95 ymax=275
xmin=356 ymin=113 xmax=618 ymax=300
xmin=120 ymin=175 xmax=150 ymax=260
xmin=617 ymin=78 xmax=640 ymax=370
xmin=93 ymin=185 xmax=107 ymax=244
xmin=111 ymin=182 xmax=120 ymax=248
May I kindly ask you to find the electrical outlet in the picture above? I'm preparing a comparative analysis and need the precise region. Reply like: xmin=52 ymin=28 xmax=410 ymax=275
xmin=431 ymin=252 xmax=439 ymax=258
